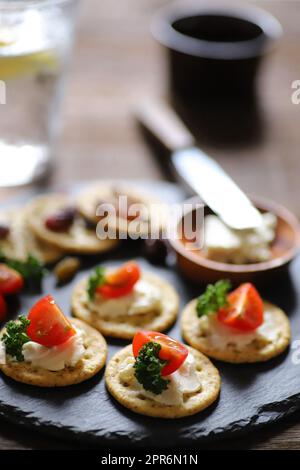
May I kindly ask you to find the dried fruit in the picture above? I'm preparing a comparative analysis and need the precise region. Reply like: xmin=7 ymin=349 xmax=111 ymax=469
xmin=0 ymin=223 xmax=9 ymax=239
xmin=143 ymin=238 xmax=168 ymax=265
xmin=45 ymin=207 xmax=76 ymax=232
xmin=54 ymin=256 xmax=80 ymax=283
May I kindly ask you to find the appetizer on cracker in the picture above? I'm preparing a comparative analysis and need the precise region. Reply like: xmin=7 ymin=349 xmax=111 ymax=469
xmin=0 ymin=208 xmax=63 ymax=264
xmin=72 ymin=261 xmax=179 ymax=339
xmin=105 ymin=330 xmax=220 ymax=418
xmin=0 ymin=295 xmax=107 ymax=386
xmin=27 ymin=194 xmax=118 ymax=254
xmin=182 ymin=280 xmax=291 ymax=363
xmin=77 ymin=183 xmax=167 ymax=238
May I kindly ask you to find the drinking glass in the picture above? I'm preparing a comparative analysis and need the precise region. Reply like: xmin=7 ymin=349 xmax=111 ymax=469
xmin=0 ymin=0 xmax=78 ymax=187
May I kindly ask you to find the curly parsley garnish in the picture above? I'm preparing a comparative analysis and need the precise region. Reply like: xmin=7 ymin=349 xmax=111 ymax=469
xmin=134 ymin=342 xmax=170 ymax=395
xmin=0 ymin=252 xmax=46 ymax=291
xmin=2 ymin=316 xmax=30 ymax=362
xmin=87 ymin=266 xmax=106 ymax=300
xmin=196 ymin=279 xmax=232 ymax=317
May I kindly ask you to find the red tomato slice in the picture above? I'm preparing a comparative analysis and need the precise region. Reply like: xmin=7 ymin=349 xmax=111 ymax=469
xmin=97 ymin=261 xmax=140 ymax=299
xmin=217 ymin=283 xmax=264 ymax=332
xmin=27 ymin=295 xmax=76 ymax=347
xmin=97 ymin=283 xmax=135 ymax=299
xmin=0 ymin=295 xmax=7 ymax=322
xmin=105 ymin=261 xmax=140 ymax=287
xmin=132 ymin=331 xmax=189 ymax=376
xmin=0 ymin=264 xmax=24 ymax=295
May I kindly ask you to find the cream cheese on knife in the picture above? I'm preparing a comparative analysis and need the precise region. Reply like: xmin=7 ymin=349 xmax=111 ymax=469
xmin=203 ymin=212 xmax=277 ymax=264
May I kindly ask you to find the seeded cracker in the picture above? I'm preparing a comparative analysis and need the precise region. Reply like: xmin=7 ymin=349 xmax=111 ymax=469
xmin=105 ymin=345 xmax=221 ymax=418
xmin=0 ymin=208 xmax=63 ymax=263
xmin=0 ymin=319 xmax=107 ymax=387
xmin=71 ymin=272 xmax=179 ymax=339
xmin=181 ymin=299 xmax=291 ymax=363
xmin=27 ymin=194 xmax=118 ymax=254
xmin=76 ymin=182 xmax=167 ymax=238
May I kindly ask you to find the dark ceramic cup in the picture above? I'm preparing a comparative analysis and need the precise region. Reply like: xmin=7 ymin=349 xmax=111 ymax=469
xmin=152 ymin=1 xmax=282 ymax=99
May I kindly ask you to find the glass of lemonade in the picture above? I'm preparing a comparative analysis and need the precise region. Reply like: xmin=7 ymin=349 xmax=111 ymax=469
xmin=0 ymin=0 xmax=78 ymax=187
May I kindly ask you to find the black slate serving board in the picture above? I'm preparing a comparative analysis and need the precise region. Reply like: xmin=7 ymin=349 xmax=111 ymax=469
xmin=0 ymin=180 xmax=300 ymax=448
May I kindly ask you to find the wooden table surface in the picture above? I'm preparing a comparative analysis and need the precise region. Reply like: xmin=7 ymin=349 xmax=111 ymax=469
xmin=1 ymin=0 xmax=300 ymax=450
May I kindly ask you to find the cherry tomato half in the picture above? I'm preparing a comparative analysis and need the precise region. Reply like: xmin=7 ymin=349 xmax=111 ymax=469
xmin=0 ymin=295 xmax=7 ymax=322
xmin=97 ymin=261 xmax=140 ymax=299
xmin=97 ymin=283 xmax=136 ymax=299
xmin=217 ymin=283 xmax=264 ymax=332
xmin=0 ymin=264 xmax=24 ymax=295
xmin=27 ymin=294 xmax=75 ymax=347
xmin=132 ymin=330 xmax=189 ymax=376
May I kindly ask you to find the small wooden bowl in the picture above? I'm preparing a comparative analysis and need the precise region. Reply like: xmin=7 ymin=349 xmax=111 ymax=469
xmin=169 ymin=196 xmax=300 ymax=285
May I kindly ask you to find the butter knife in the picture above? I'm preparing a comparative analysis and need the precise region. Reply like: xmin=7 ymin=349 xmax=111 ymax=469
xmin=136 ymin=100 xmax=263 ymax=230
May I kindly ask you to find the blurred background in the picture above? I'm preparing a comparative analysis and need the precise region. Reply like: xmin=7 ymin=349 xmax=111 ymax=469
xmin=1 ymin=0 xmax=300 ymax=216
xmin=57 ymin=1 xmax=300 ymax=210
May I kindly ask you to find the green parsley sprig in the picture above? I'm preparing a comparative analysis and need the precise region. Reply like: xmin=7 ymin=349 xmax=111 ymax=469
xmin=196 ymin=279 xmax=231 ymax=317
xmin=134 ymin=342 xmax=170 ymax=395
xmin=2 ymin=316 xmax=30 ymax=362
xmin=87 ymin=266 xmax=106 ymax=300
xmin=0 ymin=251 xmax=46 ymax=291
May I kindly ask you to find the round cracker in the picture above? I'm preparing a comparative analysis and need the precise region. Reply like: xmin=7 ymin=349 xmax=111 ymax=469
xmin=105 ymin=344 xmax=220 ymax=418
xmin=71 ymin=272 xmax=179 ymax=339
xmin=27 ymin=194 xmax=118 ymax=255
xmin=0 ymin=319 xmax=107 ymax=387
xmin=77 ymin=183 xmax=116 ymax=225
xmin=0 ymin=208 xmax=63 ymax=263
xmin=77 ymin=182 xmax=167 ymax=238
xmin=181 ymin=299 xmax=291 ymax=363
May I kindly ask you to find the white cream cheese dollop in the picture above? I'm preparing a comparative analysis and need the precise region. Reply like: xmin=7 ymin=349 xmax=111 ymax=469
xmin=21 ymin=328 xmax=85 ymax=371
xmin=199 ymin=307 xmax=280 ymax=350
xmin=0 ymin=339 xmax=6 ymax=365
xmin=89 ymin=279 xmax=162 ymax=317
xmin=204 ymin=212 xmax=277 ymax=264
xmin=119 ymin=353 xmax=201 ymax=406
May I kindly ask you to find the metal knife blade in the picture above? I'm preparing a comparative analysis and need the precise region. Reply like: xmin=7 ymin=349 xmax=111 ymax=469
xmin=172 ymin=147 xmax=263 ymax=230
xmin=136 ymin=100 xmax=263 ymax=230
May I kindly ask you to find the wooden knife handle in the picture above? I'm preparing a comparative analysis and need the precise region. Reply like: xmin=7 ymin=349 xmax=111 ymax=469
xmin=135 ymin=100 xmax=195 ymax=153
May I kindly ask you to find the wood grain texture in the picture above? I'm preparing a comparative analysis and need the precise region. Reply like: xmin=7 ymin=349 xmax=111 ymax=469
xmin=1 ymin=0 xmax=300 ymax=450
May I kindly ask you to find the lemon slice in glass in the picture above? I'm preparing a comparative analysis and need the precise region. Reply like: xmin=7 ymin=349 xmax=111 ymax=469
xmin=0 ymin=26 xmax=58 ymax=81
xmin=0 ymin=50 xmax=58 ymax=81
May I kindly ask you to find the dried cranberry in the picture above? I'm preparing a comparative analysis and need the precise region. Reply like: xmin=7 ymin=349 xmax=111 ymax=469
xmin=143 ymin=238 xmax=168 ymax=265
xmin=0 ymin=223 xmax=9 ymax=239
xmin=45 ymin=207 xmax=76 ymax=232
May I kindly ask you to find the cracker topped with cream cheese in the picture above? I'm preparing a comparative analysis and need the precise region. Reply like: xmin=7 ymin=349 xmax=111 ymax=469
xmin=0 ymin=318 xmax=107 ymax=387
xmin=182 ymin=299 xmax=291 ymax=363
xmin=27 ymin=194 xmax=119 ymax=254
xmin=76 ymin=182 xmax=167 ymax=238
xmin=0 ymin=207 xmax=63 ymax=263
xmin=71 ymin=271 xmax=179 ymax=339
xmin=105 ymin=344 xmax=220 ymax=418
